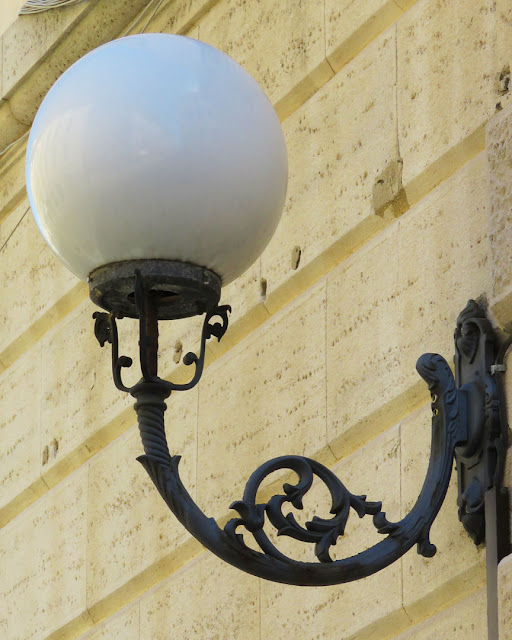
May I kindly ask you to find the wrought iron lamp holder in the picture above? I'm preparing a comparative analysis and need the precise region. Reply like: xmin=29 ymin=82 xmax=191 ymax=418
xmin=91 ymin=260 xmax=511 ymax=587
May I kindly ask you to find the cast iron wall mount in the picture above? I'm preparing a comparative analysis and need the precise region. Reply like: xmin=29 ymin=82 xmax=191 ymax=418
xmin=93 ymin=268 xmax=510 ymax=587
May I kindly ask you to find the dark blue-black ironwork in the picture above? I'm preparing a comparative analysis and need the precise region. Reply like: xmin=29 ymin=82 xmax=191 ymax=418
xmin=93 ymin=270 xmax=509 ymax=586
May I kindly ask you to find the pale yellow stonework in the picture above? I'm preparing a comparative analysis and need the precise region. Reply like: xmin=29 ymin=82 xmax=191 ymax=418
xmin=0 ymin=0 xmax=25 ymax=36
xmin=1 ymin=0 xmax=512 ymax=639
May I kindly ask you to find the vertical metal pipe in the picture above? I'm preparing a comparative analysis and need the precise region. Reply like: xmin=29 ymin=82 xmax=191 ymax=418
xmin=144 ymin=292 xmax=159 ymax=378
xmin=485 ymin=486 xmax=510 ymax=640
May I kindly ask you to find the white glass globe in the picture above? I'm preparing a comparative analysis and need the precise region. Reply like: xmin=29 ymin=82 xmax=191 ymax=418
xmin=26 ymin=34 xmax=288 ymax=285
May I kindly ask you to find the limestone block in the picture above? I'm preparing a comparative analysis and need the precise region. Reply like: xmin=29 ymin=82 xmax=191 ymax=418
xmin=0 ymin=148 xmax=26 ymax=220
xmin=0 ymin=0 xmax=26 ymax=37
xmin=0 ymin=201 xmax=79 ymax=356
xmin=145 ymin=0 xmax=219 ymax=35
xmin=0 ymin=343 xmax=43 ymax=524
xmin=400 ymin=405 xmax=485 ymax=619
xmin=0 ymin=468 xmax=88 ymax=640
xmin=326 ymin=0 xmax=403 ymax=72
xmin=396 ymin=588 xmax=486 ymax=639
xmin=261 ymin=30 xmax=399 ymax=314
xmin=209 ymin=260 xmax=270 ymax=358
xmin=0 ymin=30 xmax=3 ymax=95
xmin=499 ymin=553 xmax=512 ymax=638
xmin=140 ymin=553 xmax=259 ymax=640
xmin=157 ymin=311 xmax=213 ymax=382
xmin=0 ymin=94 xmax=28 ymax=154
xmin=394 ymin=0 xmax=418 ymax=8
xmin=4 ymin=0 xmax=149 ymax=131
xmin=187 ymin=24 xmax=199 ymax=39
xmin=260 ymin=426 xmax=409 ymax=640
xmin=398 ymin=0 xmax=512 ymax=199
xmin=486 ymin=102 xmax=512 ymax=326
xmin=196 ymin=282 xmax=326 ymax=518
xmin=199 ymin=0 xmax=333 ymax=119
xmin=0 ymin=197 xmax=27 ymax=258
xmin=40 ymin=299 xmax=135 ymax=485
xmin=79 ymin=606 xmax=139 ymax=640
xmin=2 ymin=0 xmax=92 ymax=96
xmin=327 ymin=153 xmax=491 ymax=457
xmin=86 ymin=389 xmax=197 ymax=608
xmin=503 ymin=445 xmax=512 ymax=536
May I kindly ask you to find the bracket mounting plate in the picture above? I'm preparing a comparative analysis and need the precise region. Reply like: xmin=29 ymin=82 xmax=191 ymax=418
xmin=454 ymin=300 xmax=506 ymax=545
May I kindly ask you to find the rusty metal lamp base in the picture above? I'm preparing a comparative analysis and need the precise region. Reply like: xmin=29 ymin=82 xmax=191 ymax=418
xmin=89 ymin=259 xmax=221 ymax=320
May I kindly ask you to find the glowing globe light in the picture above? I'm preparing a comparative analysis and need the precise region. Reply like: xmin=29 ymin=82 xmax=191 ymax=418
xmin=26 ymin=34 xmax=288 ymax=292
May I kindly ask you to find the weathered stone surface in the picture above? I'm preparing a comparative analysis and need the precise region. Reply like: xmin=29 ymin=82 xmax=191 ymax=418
xmin=0 ymin=149 xmax=26 ymax=220
xmin=210 ymin=260 xmax=270 ymax=358
xmin=200 ymin=0 xmax=333 ymax=119
xmin=197 ymin=282 xmax=326 ymax=518
xmin=394 ymin=0 xmax=417 ymax=8
xmin=2 ymin=0 xmax=92 ymax=96
xmin=86 ymin=390 xmax=197 ymax=607
xmin=0 ymin=0 xmax=26 ymax=37
xmin=0 ymin=197 xmax=27 ymax=269
xmin=145 ymin=0 xmax=220 ymax=35
xmin=499 ymin=553 xmax=512 ymax=638
xmin=401 ymin=405 xmax=485 ymax=619
xmin=327 ymin=153 xmax=490 ymax=457
xmin=486 ymin=102 xmax=512 ymax=327
xmin=396 ymin=588 xmax=486 ymax=639
xmin=398 ymin=0 xmax=512 ymax=199
xmin=262 ymin=30 xmax=399 ymax=314
xmin=1 ymin=0 xmax=150 ymax=152
xmin=140 ymin=553 xmax=259 ymax=640
xmin=0 ymin=202 xmax=79 ymax=355
xmin=0 ymin=469 xmax=88 ymax=640
xmin=260 ymin=425 xmax=408 ymax=640
xmin=79 ymin=606 xmax=139 ymax=640
xmin=0 ymin=344 xmax=42 ymax=520
xmin=326 ymin=0 xmax=403 ymax=72
xmin=40 ymin=299 xmax=135 ymax=485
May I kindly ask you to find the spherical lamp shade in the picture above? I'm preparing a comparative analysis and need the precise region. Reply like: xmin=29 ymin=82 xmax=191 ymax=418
xmin=26 ymin=35 xmax=288 ymax=291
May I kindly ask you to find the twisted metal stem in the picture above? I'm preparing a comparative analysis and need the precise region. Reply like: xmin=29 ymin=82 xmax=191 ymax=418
xmin=132 ymin=381 xmax=172 ymax=468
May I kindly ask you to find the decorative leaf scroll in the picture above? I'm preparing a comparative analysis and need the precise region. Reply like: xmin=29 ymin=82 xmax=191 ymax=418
xmin=225 ymin=456 xmax=385 ymax=563
xmin=214 ymin=352 xmax=464 ymax=569
xmin=93 ymin=311 xmax=133 ymax=392
xmin=170 ymin=304 xmax=231 ymax=391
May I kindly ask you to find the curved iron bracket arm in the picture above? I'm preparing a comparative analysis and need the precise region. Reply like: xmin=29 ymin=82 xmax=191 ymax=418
xmin=93 ymin=278 xmax=509 ymax=586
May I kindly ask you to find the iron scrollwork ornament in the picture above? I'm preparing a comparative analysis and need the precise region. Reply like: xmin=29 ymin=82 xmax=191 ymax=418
xmin=94 ymin=276 xmax=508 ymax=586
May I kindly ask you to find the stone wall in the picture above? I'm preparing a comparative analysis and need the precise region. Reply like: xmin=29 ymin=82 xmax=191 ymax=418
xmin=1 ymin=1 xmax=512 ymax=638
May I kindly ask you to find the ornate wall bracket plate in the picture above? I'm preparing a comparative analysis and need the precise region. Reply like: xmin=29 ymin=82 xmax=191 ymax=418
xmin=454 ymin=301 xmax=509 ymax=545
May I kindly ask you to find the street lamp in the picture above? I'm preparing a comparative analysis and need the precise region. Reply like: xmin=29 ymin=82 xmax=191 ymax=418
xmin=25 ymin=34 xmax=509 ymax=587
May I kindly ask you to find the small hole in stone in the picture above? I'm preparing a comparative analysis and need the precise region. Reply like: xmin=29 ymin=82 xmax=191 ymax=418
xmin=173 ymin=340 xmax=183 ymax=364
xmin=498 ymin=65 xmax=511 ymax=96
xmin=291 ymin=246 xmax=302 ymax=270
xmin=260 ymin=278 xmax=267 ymax=299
